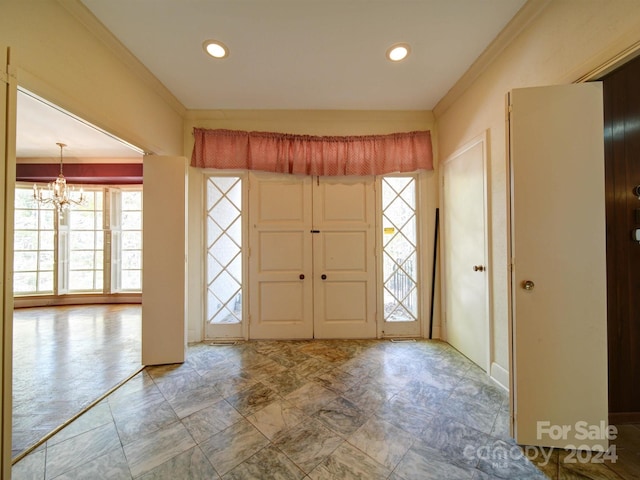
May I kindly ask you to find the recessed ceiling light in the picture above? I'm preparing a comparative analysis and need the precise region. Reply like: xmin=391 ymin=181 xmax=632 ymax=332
xmin=203 ymin=40 xmax=229 ymax=59
xmin=386 ymin=43 xmax=411 ymax=62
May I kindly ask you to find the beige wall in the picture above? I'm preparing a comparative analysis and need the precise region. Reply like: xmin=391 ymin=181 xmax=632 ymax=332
xmin=184 ymin=110 xmax=439 ymax=342
xmin=0 ymin=0 xmax=184 ymax=155
xmin=435 ymin=0 xmax=640 ymax=377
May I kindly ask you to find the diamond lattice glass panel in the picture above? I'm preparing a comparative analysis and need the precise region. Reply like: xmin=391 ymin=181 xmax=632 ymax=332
xmin=207 ymin=252 xmax=223 ymax=283
xmin=382 ymin=177 xmax=418 ymax=322
xmin=206 ymin=177 xmax=242 ymax=325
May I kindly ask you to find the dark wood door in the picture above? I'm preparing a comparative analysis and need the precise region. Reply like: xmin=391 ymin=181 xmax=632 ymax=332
xmin=603 ymin=54 xmax=640 ymax=422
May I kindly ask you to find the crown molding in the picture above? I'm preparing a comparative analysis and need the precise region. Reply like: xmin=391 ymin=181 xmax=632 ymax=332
xmin=57 ymin=0 xmax=186 ymax=117
xmin=574 ymin=39 xmax=640 ymax=83
xmin=433 ymin=0 xmax=552 ymax=118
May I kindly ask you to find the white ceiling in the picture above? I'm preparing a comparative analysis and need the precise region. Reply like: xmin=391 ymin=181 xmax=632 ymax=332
xmin=17 ymin=90 xmax=143 ymax=160
xmin=17 ymin=0 xmax=527 ymax=158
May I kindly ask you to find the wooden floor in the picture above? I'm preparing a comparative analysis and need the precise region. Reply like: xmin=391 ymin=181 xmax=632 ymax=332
xmin=12 ymin=304 xmax=141 ymax=459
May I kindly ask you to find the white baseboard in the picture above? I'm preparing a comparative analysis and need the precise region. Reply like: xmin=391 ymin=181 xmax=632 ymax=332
xmin=490 ymin=362 xmax=509 ymax=392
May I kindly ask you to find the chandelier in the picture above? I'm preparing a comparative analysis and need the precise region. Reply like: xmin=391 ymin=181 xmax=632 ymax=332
xmin=33 ymin=143 xmax=85 ymax=212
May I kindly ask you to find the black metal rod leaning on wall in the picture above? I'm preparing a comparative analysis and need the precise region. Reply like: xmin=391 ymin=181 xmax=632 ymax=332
xmin=429 ymin=208 xmax=439 ymax=339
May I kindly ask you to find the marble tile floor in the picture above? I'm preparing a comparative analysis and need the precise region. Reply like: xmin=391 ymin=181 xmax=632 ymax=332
xmin=12 ymin=338 xmax=640 ymax=479
xmin=13 ymin=304 xmax=143 ymax=459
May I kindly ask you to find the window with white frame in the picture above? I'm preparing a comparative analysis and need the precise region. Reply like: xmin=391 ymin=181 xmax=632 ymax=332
xmin=67 ymin=189 xmax=104 ymax=292
xmin=13 ymin=183 xmax=143 ymax=296
xmin=112 ymin=189 xmax=143 ymax=292
xmin=13 ymin=187 xmax=56 ymax=294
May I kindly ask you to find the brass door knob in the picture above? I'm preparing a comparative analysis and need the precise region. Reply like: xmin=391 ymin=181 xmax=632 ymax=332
xmin=473 ymin=265 xmax=485 ymax=272
xmin=522 ymin=280 xmax=535 ymax=291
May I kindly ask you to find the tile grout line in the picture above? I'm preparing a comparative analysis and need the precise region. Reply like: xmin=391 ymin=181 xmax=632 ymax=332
xmin=12 ymin=365 xmax=145 ymax=466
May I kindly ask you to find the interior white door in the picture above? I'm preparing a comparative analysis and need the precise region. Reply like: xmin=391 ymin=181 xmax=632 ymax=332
xmin=1 ymin=45 xmax=16 ymax=479
xmin=313 ymin=177 xmax=376 ymax=338
xmin=509 ymin=83 xmax=609 ymax=450
xmin=442 ymin=135 xmax=489 ymax=371
xmin=249 ymin=173 xmax=313 ymax=339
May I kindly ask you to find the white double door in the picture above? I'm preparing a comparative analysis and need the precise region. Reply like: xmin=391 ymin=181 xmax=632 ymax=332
xmin=248 ymin=173 xmax=376 ymax=339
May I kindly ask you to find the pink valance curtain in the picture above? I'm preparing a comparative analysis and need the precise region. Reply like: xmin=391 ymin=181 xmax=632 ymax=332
xmin=191 ymin=128 xmax=433 ymax=176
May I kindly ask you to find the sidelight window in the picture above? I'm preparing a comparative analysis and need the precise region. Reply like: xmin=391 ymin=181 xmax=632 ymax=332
xmin=205 ymin=175 xmax=243 ymax=325
xmin=382 ymin=175 xmax=418 ymax=322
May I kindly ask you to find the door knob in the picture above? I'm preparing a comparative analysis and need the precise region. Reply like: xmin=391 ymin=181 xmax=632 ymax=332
xmin=522 ymin=280 xmax=535 ymax=291
xmin=299 ymin=274 xmax=305 ymax=280
xmin=473 ymin=265 xmax=485 ymax=272
xmin=321 ymin=274 xmax=327 ymax=280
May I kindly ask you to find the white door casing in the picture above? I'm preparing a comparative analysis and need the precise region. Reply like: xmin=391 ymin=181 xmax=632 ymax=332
xmin=1 ymin=45 xmax=16 ymax=479
xmin=442 ymin=133 xmax=491 ymax=372
xmin=509 ymin=83 xmax=608 ymax=450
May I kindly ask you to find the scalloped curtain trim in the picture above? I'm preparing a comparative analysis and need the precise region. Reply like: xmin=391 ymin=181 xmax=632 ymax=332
xmin=191 ymin=128 xmax=433 ymax=176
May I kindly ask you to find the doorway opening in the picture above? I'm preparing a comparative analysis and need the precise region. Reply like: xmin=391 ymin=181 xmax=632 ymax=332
xmin=12 ymin=88 xmax=144 ymax=459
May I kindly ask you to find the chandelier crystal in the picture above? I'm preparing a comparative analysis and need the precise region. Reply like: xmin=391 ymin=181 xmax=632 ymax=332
xmin=33 ymin=143 xmax=85 ymax=212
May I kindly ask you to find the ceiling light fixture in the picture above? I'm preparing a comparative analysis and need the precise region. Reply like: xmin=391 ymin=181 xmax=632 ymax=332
xmin=386 ymin=43 xmax=411 ymax=62
xmin=203 ymin=40 xmax=229 ymax=59
xmin=33 ymin=143 xmax=85 ymax=212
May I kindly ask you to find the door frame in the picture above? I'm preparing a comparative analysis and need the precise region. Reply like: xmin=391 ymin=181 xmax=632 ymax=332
xmin=440 ymin=131 xmax=492 ymax=374
xmin=376 ymin=172 xmax=427 ymax=338
xmin=205 ymin=171 xmax=432 ymax=341
xmin=1 ymin=45 xmax=16 ymax=479
xmin=203 ymin=171 xmax=249 ymax=341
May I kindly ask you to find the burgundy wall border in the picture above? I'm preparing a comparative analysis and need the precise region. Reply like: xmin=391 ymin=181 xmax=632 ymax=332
xmin=16 ymin=163 xmax=143 ymax=185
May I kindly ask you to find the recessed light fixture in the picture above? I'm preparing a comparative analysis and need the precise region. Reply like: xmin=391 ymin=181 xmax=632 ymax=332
xmin=203 ymin=40 xmax=229 ymax=59
xmin=386 ymin=43 xmax=411 ymax=62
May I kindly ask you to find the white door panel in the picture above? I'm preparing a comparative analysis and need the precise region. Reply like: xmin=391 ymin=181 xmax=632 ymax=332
xmin=259 ymin=231 xmax=305 ymax=271
xmin=257 ymin=181 xmax=308 ymax=223
xmin=249 ymin=173 xmax=313 ymax=339
xmin=321 ymin=231 xmax=367 ymax=270
xmin=259 ymin=282 xmax=306 ymax=321
xmin=322 ymin=282 xmax=368 ymax=320
xmin=509 ymin=83 xmax=608 ymax=450
xmin=313 ymin=177 xmax=376 ymax=338
xmin=442 ymin=135 xmax=489 ymax=370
